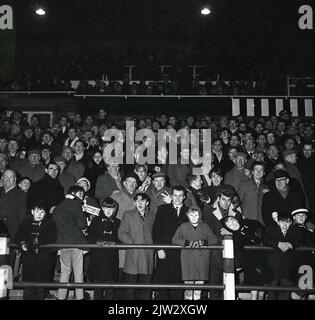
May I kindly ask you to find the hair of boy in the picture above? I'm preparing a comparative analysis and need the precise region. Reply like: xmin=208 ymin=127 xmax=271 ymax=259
xmin=31 ymin=199 xmax=48 ymax=213
xmin=171 ymin=185 xmax=187 ymax=197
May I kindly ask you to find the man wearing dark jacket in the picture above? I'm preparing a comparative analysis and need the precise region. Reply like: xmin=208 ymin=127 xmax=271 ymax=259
xmin=28 ymin=162 xmax=64 ymax=212
xmin=298 ymin=143 xmax=315 ymax=222
xmin=153 ymin=186 xmax=189 ymax=300
xmin=262 ymin=169 xmax=305 ymax=227
xmin=0 ymin=169 xmax=28 ymax=238
xmin=53 ymin=185 xmax=87 ymax=300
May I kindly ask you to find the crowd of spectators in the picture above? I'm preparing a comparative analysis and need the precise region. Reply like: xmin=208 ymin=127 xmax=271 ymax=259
xmin=0 ymin=44 xmax=312 ymax=95
xmin=0 ymin=108 xmax=314 ymax=300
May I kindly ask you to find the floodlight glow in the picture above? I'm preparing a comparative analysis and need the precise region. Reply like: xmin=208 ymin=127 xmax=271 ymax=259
xmin=35 ymin=8 xmax=46 ymax=15
xmin=201 ymin=8 xmax=211 ymax=15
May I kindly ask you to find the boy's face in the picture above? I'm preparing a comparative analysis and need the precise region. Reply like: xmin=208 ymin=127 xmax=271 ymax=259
xmin=187 ymin=210 xmax=200 ymax=225
xmin=32 ymin=208 xmax=46 ymax=222
xmin=211 ymin=173 xmax=223 ymax=186
xmin=278 ymin=219 xmax=292 ymax=231
xmin=293 ymin=213 xmax=307 ymax=225
xmin=102 ymin=207 xmax=115 ymax=218
xmin=225 ymin=217 xmax=240 ymax=231
xmin=135 ymin=198 xmax=149 ymax=212
xmin=218 ymin=194 xmax=232 ymax=210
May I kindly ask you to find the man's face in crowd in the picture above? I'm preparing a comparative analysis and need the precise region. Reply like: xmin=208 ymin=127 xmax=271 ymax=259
xmin=303 ymin=144 xmax=314 ymax=159
xmin=62 ymin=148 xmax=73 ymax=161
xmin=41 ymin=149 xmax=51 ymax=161
xmin=46 ymin=163 xmax=59 ymax=179
xmin=74 ymin=141 xmax=85 ymax=155
xmin=212 ymin=140 xmax=222 ymax=153
xmin=8 ymin=140 xmax=18 ymax=154
xmin=0 ymin=138 xmax=6 ymax=151
xmin=267 ymin=132 xmax=276 ymax=145
xmin=235 ymin=155 xmax=247 ymax=169
xmin=284 ymin=138 xmax=295 ymax=151
xmin=229 ymin=136 xmax=239 ymax=147
xmin=228 ymin=148 xmax=238 ymax=161
xmin=42 ymin=133 xmax=52 ymax=144
xmin=24 ymin=129 xmax=33 ymax=139
xmin=135 ymin=167 xmax=147 ymax=181
xmin=153 ymin=177 xmax=166 ymax=191
xmin=218 ymin=194 xmax=232 ymax=210
xmin=275 ymin=177 xmax=289 ymax=191
xmin=245 ymin=139 xmax=255 ymax=151
xmin=252 ymin=164 xmax=265 ymax=181
xmin=123 ymin=177 xmax=137 ymax=194
xmin=3 ymin=170 xmax=16 ymax=190
xmin=172 ymin=189 xmax=185 ymax=206
xmin=268 ymin=145 xmax=279 ymax=159
xmin=29 ymin=153 xmax=40 ymax=166
xmin=0 ymin=155 xmax=8 ymax=171
xmin=257 ymin=135 xmax=267 ymax=147
xmin=68 ymin=128 xmax=77 ymax=139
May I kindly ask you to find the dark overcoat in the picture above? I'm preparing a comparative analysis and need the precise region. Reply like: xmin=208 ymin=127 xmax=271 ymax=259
xmin=14 ymin=216 xmax=57 ymax=282
xmin=153 ymin=203 xmax=189 ymax=282
xmin=87 ymin=216 xmax=120 ymax=280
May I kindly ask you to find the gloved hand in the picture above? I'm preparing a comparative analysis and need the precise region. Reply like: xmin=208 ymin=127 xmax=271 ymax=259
xmin=96 ymin=240 xmax=106 ymax=248
xmin=20 ymin=241 xmax=28 ymax=252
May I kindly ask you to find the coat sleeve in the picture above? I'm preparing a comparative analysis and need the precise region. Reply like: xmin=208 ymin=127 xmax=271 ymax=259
xmin=261 ymin=192 xmax=273 ymax=227
xmin=41 ymin=219 xmax=57 ymax=245
xmin=118 ymin=214 xmax=133 ymax=244
xmin=94 ymin=175 xmax=105 ymax=201
xmin=87 ymin=218 xmax=99 ymax=243
xmin=153 ymin=206 xmax=164 ymax=244
xmin=73 ymin=202 xmax=87 ymax=230
xmin=172 ymin=224 xmax=186 ymax=246
xmin=262 ymin=225 xmax=279 ymax=249
xmin=205 ymin=224 xmax=218 ymax=246
xmin=14 ymin=219 xmax=29 ymax=245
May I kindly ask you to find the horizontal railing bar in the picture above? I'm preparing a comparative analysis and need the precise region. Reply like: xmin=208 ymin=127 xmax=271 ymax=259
xmin=0 ymin=91 xmax=76 ymax=94
xmin=7 ymin=243 xmax=223 ymax=250
xmin=7 ymin=243 xmax=315 ymax=251
xmin=73 ymin=94 xmax=314 ymax=98
xmin=235 ymin=285 xmax=315 ymax=292
xmin=11 ymin=282 xmax=315 ymax=292
xmin=13 ymin=282 xmax=224 ymax=290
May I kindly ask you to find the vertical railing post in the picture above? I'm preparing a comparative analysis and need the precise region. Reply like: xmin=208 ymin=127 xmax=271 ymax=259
xmin=0 ymin=236 xmax=12 ymax=299
xmin=222 ymin=234 xmax=235 ymax=300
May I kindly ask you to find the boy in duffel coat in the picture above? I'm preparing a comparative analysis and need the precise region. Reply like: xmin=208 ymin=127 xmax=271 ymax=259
xmin=15 ymin=200 xmax=57 ymax=300
xmin=87 ymin=197 xmax=120 ymax=300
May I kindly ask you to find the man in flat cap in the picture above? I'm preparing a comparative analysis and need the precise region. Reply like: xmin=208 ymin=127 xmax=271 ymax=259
xmin=17 ymin=149 xmax=45 ymax=183
xmin=261 ymin=169 xmax=305 ymax=227
xmin=145 ymin=172 xmax=172 ymax=216
xmin=224 ymin=151 xmax=250 ymax=190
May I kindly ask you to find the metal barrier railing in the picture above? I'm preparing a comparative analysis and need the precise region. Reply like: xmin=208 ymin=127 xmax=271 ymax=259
xmin=1 ymin=236 xmax=315 ymax=300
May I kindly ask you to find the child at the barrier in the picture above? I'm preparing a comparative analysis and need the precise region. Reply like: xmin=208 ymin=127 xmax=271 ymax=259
xmin=172 ymin=207 xmax=217 ymax=300
xmin=262 ymin=212 xmax=303 ymax=300
xmin=290 ymin=208 xmax=315 ymax=300
xmin=14 ymin=200 xmax=57 ymax=300
xmin=87 ymin=197 xmax=120 ymax=300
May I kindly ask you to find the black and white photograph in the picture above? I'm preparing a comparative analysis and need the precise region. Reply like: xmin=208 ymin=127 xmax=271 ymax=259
xmin=0 ymin=0 xmax=314 ymax=312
